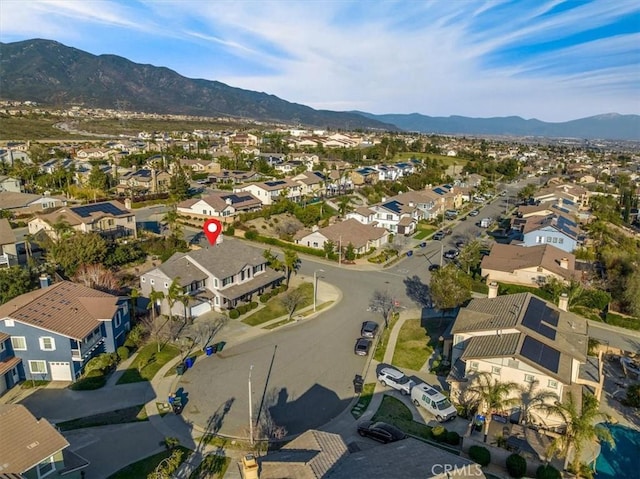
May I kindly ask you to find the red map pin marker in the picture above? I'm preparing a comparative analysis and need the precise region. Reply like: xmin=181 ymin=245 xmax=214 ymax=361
xmin=203 ymin=218 xmax=222 ymax=245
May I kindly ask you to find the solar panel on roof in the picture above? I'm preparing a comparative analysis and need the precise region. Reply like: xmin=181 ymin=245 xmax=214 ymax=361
xmin=383 ymin=201 xmax=402 ymax=214
xmin=265 ymin=180 xmax=286 ymax=187
xmin=72 ymin=202 xmax=127 ymax=218
xmin=521 ymin=297 xmax=557 ymax=340
xmin=521 ymin=336 xmax=561 ymax=373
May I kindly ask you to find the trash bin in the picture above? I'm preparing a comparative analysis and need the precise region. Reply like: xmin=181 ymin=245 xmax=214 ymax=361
xmin=205 ymin=345 xmax=214 ymax=356
xmin=353 ymin=374 xmax=364 ymax=394
xmin=420 ymin=242 xmax=426 ymax=248
xmin=406 ymin=250 xmax=413 ymax=257
xmin=176 ymin=364 xmax=185 ymax=375
xmin=216 ymin=341 xmax=226 ymax=352
xmin=185 ymin=357 xmax=194 ymax=369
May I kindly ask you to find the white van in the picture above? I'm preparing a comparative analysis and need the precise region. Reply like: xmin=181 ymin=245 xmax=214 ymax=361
xmin=411 ymin=382 xmax=457 ymax=422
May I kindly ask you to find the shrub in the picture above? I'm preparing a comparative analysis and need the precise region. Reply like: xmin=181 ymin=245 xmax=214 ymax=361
xmin=84 ymin=352 xmax=118 ymax=375
xmin=506 ymin=454 xmax=527 ymax=478
xmin=278 ymin=284 xmax=287 ymax=293
xmin=625 ymin=383 xmax=640 ymax=408
xmin=445 ymin=430 xmax=460 ymax=445
xmin=126 ymin=323 xmax=146 ymax=348
xmin=250 ymin=301 xmax=258 ymax=310
xmin=432 ymin=425 xmax=447 ymax=442
xmin=223 ymin=225 xmax=235 ymax=236
xmin=536 ymin=465 xmax=561 ymax=479
xmin=237 ymin=304 xmax=248 ymax=314
xmin=117 ymin=346 xmax=130 ymax=361
xmin=245 ymin=230 xmax=258 ymax=240
xmin=469 ymin=445 xmax=491 ymax=467
xmin=260 ymin=294 xmax=270 ymax=303
xmin=71 ymin=369 xmax=107 ymax=390
xmin=229 ymin=309 xmax=240 ymax=319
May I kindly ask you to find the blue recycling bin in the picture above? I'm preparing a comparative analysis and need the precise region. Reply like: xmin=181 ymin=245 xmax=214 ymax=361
xmin=205 ymin=345 xmax=214 ymax=356
xmin=406 ymin=250 xmax=413 ymax=257
xmin=420 ymin=242 xmax=426 ymax=248
xmin=184 ymin=357 xmax=194 ymax=369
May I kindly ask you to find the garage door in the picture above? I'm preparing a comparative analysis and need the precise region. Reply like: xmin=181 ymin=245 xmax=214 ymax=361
xmin=190 ymin=302 xmax=212 ymax=317
xmin=49 ymin=362 xmax=72 ymax=381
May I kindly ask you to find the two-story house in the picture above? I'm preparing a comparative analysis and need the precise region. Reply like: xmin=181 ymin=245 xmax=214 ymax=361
xmin=293 ymin=171 xmax=326 ymax=197
xmin=369 ymin=199 xmax=419 ymax=235
xmin=0 ymin=218 xmax=19 ymax=268
xmin=0 ymin=175 xmax=22 ymax=193
xmin=0 ymin=332 xmax=22 ymax=396
xmin=350 ymin=167 xmax=378 ymax=186
xmin=235 ymin=180 xmax=302 ymax=206
xmin=515 ymin=214 xmax=581 ymax=253
xmin=0 ymin=280 xmax=131 ymax=382
xmin=28 ymin=201 xmax=137 ymax=240
xmin=177 ymin=191 xmax=261 ymax=223
xmin=140 ymin=239 xmax=285 ymax=315
xmin=0 ymin=404 xmax=89 ymax=478
xmin=117 ymin=168 xmax=171 ymax=195
xmin=446 ymin=291 xmax=603 ymax=426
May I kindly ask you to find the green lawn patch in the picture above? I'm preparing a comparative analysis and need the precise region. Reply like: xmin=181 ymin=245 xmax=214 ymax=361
xmin=107 ymin=446 xmax=191 ymax=479
xmin=351 ymin=382 xmax=376 ymax=419
xmin=189 ymin=454 xmax=230 ymax=479
xmin=372 ymin=395 xmax=433 ymax=440
xmin=414 ymin=224 xmax=437 ymax=241
xmin=605 ymin=312 xmax=640 ymax=331
xmin=56 ymin=404 xmax=148 ymax=431
xmin=391 ymin=318 xmax=433 ymax=370
xmin=242 ymin=283 xmax=313 ymax=326
xmin=117 ymin=343 xmax=181 ymax=384
xmin=373 ymin=313 xmax=399 ymax=362
xmin=263 ymin=301 xmax=334 ymax=330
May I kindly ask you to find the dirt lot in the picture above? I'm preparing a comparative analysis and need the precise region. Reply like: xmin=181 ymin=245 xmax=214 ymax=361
xmin=244 ymin=213 xmax=305 ymax=238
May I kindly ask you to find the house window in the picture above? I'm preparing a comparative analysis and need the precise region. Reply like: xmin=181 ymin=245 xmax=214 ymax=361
xmin=29 ymin=360 xmax=47 ymax=374
xmin=115 ymin=311 xmax=122 ymax=328
xmin=0 ymin=341 xmax=4 ymax=352
xmin=558 ymin=238 xmax=564 ymax=244
xmin=546 ymin=236 xmax=552 ymax=243
xmin=4 ymin=319 xmax=14 ymax=327
xmin=524 ymin=374 xmax=535 ymax=383
xmin=491 ymin=366 xmax=501 ymax=375
xmin=127 ymin=216 xmax=133 ymax=223
xmin=214 ymin=279 xmax=219 ymax=288
xmin=470 ymin=361 xmax=479 ymax=371
xmin=552 ymin=237 xmax=558 ymax=243
xmin=39 ymin=337 xmax=56 ymax=351
xmin=150 ymin=279 xmax=155 ymax=285
xmin=11 ymin=336 xmax=27 ymax=350
xmin=222 ymin=276 xmax=234 ymax=287
xmin=164 ymin=282 xmax=169 ymax=288
xmin=37 ymin=456 xmax=55 ymax=478
xmin=548 ymin=379 xmax=558 ymax=389
xmin=141 ymin=277 xmax=146 ymax=283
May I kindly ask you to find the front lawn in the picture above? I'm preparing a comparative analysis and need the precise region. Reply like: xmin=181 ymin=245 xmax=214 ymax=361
xmin=117 ymin=342 xmax=181 ymax=384
xmin=373 ymin=313 xmax=399 ymax=362
xmin=56 ymin=404 xmax=148 ymax=431
xmin=414 ymin=224 xmax=437 ymax=241
xmin=392 ymin=318 xmax=433 ymax=371
xmin=350 ymin=382 xmax=376 ymax=419
xmin=107 ymin=446 xmax=191 ymax=479
xmin=189 ymin=454 xmax=231 ymax=479
xmin=242 ymin=283 xmax=313 ymax=326
xmin=372 ymin=395 xmax=433 ymax=440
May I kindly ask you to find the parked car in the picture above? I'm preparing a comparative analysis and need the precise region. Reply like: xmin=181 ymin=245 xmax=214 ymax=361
xmin=480 ymin=217 xmax=493 ymax=228
xmin=469 ymin=209 xmax=480 ymax=217
xmin=428 ymin=264 xmax=440 ymax=272
xmin=361 ymin=321 xmax=379 ymax=338
xmin=354 ymin=338 xmax=372 ymax=356
xmin=377 ymin=367 xmax=415 ymax=395
xmin=455 ymin=240 xmax=465 ymax=249
xmin=411 ymin=383 xmax=457 ymax=422
xmin=443 ymin=228 xmax=453 ymax=236
xmin=443 ymin=249 xmax=459 ymax=259
xmin=357 ymin=421 xmax=407 ymax=443
xmin=432 ymin=231 xmax=445 ymax=240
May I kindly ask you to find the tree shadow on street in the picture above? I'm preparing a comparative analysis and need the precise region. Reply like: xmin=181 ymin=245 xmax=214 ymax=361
xmin=403 ymin=275 xmax=432 ymax=308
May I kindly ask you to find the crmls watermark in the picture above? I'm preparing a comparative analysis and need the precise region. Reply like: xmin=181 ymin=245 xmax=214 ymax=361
xmin=431 ymin=463 xmax=484 ymax=476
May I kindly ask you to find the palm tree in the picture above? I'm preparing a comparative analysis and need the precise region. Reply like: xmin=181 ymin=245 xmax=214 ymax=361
xmin=52 ymin=218 xmax=72 ymax=243
xmin=147 ymin=287 xmax=165 ymax=321
xmin=546 ymin=392 xmax=613 ymax=475
xmin=166 ymin=278 xmax=188 ymax=323
xmin=162 ymin=205 xmax=183 ymax=240
xmin=129 ymin=288 xmax=140 ymax=324
xmin=283 ymin=249 xmax=301 ymax=287
xmin=518 ymin=379 xmax=559 ymax=425
xmin=467 ymin=372 xmax=519 ymax=443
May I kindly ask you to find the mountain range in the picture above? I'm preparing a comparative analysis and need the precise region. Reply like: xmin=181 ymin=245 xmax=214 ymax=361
xmin=1 ymin=39 xmax=638 ymax=140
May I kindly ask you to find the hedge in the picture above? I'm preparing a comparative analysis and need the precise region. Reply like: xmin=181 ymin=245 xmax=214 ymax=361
xmin=536 ymin=465 xmax=561 ymax=479
xmin=469 ymin=445 xmax=491 ymax=467
xmin=241 ymin=232 xmax=328 ymax=259
xmin=506 ymin=454 xmax=527 ymax=478
xmin=445 ymin=431 xmax=460 ymax=445
xmin=229 ymin=309 xmax=240 ymax=319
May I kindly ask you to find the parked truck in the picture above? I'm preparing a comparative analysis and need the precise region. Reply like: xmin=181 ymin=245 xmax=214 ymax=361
xmin=480 ymin=217 xmax=493 ymax=228
xmin=411 ymin=382 xmax=457 ymax=422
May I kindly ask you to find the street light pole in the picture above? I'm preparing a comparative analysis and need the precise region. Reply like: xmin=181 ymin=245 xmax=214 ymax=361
xmin=248 ymin=365 xmax=254 ymax=445
xmin=314 ymin=269 xmax=325 ymax=312
xmin=338 ymin=235 xmax=342 ymax=267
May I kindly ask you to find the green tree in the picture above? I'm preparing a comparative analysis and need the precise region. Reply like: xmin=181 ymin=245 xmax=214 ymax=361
xmin=429 ymin=265 xmax=472 ymax=311
xmin=87 ymin=164 xmax=109 ymax=190
xmin=162 ymin=205 xmax=183 ymax=240
xmin=458 ymin=239 xmax=482 ymax=275
xmin=168 ymin=163 xmax=190 ymax=201
xmin=263 ymin=249 xmax=284 ymax=272
xmin=323 ymin=240 xmax=335 ymax=258
xmin=622 ymin=269 xmax=640 ymax=318
xmin=283 ymin=249 xmax=301 ymax=287
xmin=147 ymin=287 xmax=165 ymax=323
xmin=518 ymin=379 xmax=559 ymax=425
xmin=467 ymin=372 xmax=519 ymax=442
xmin=546 ymin=392 xmax=613 ymax=474
xmin=0 ymin=266 xmax=37 ymax=303
xmin=166 ymin=277 xmax=186 ymax=323
xmin=47 ymin=232 xmax=107 ymax=276
xmin=344 ymin=242 xmax=356 ymax=261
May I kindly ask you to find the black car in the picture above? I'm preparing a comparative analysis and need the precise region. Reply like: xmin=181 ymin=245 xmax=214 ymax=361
xmin=357 ymin=421 xmax=406 ymax=443
xmin=428 ymin=264 xmax=440 ymax=271
xmin=354 ymin=338 xmax=372 ymax=356
xmin=361 ymin=321 xmax=379 ymax=338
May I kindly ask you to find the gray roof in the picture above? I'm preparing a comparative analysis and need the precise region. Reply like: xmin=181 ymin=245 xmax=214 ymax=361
xmin=218 ymin=269 xmax=284 ymax=301
xmin=157 ymin=253 xmax=208 ymax=286
xmin=451 ymin=293 xmax=529 ymax=333
xmin=188 ymin=239 xmax=267 ymax=278
xmin=461 ymin=333 xmax=520 ymax=359
xmin=0 ymin=218 xmax=16 ymax=245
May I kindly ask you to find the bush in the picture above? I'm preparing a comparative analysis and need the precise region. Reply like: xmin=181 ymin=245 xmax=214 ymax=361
xmin=117 ymin=346 xmax=130 ymax=361
xmin=229 ymin=309 xmax=240 ymax=319
xmin=250 ymin=301 xmax=258 ymax=310
xmin=71 ymin=369 xmax=107 ymax=390
xmin=445 ymin=430 xmax=460 ymax=445
xmin=245 ymin=230 xmax=258 ymax=240
xmin=223 ymin=225 xmax=235 ymax=236
xmin=469 ymin=445 xmax=491 ymax=467
xmin=506 ymin=454 xmax=527 ymax=478
xmin=277 ymin=284 xmax=287 ymax=293
xmin=536 ymin=465 xmax=561 ymax=479
xmin=125 ymin=323 xmax=146 ymax=348
xmin=237 ymin=304 xmax=248 ymax=314
xmin=260 ymin=294 xmax=270 ymax=303
xmin=625 ymin=383 xmax=640 ymax=408
xmin=432 ymin=425 xmax=447 ymax=442
xmin=84 ymin=352 xmax=118 ymax=375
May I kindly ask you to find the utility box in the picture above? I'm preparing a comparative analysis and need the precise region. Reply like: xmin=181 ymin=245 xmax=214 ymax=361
xmin=241 ymin=453 xmax=259 ymax=479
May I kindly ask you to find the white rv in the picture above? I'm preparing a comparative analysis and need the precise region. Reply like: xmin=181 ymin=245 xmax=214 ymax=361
xmin=411 ymin=382 xmax=457 ymax=422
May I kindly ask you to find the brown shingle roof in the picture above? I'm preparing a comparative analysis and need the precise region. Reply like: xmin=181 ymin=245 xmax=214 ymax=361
xmin=481 ymin=244 xmax=578 ymax=280
xmin=0 ymin=356 xmax=21 ymax=376
xmin=0 ymin=404 xmax=69 ymax=474
xmin=315 ymin=219 xmax=387 ymax=249
xmin=0 ymin=218 xmax=16 ymax=246
xmin=0 ymin=281 xmax=119 ymax=340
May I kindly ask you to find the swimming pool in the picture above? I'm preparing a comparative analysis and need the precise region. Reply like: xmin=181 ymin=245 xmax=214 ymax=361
xmin=595 ymin=424 xmax=640 ymax=479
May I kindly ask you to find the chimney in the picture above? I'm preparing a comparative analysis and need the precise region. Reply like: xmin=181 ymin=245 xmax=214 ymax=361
xmin=39 ymin=274 xmax=51 ymax=289
xmin=560 ymin=257 xmax=569 ymax=269
xmin=488 ymin=282 xmax=499 ymax=299
xmin=312 ymin=225 xmax=319 ymax=232
xmin=558 ymin=293 xmax=568 ymax=311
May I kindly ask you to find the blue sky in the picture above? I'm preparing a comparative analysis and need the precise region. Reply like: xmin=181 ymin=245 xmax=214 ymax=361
xmin=1 ymin=0 xmax=638 ymax=122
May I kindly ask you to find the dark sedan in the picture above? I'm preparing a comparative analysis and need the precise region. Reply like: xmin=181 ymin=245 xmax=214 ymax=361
xmin=357 ymin=421 xmax=406 ymax=443
xmin=360 ymin=321 xmax=379 ymax=338
xmin=354 ymin=338 xmax=372 ymax=356
xmin=428 ymin=264 xmax=440 ymax=271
